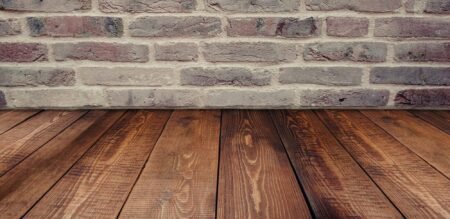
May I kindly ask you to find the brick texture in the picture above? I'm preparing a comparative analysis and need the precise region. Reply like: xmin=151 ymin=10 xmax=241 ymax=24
xmin=98 ymin=0 xmax=195 ymax=13
xmin=0 ymin=0 xmax=91 ymax=12
xmin=0 ymin=19 xmax=21 ymax=36
xmin=53 ymin=43 xmax=148 ymax=62
xmin=395 ymin=89 xmax=450 ymax=106
xmin=0 ymin=43 xmax=47 ymax=62
xmin=0 ymin=67 xmax=75 ymax=87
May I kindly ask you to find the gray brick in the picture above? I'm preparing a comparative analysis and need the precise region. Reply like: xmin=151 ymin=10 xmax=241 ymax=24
xmin=204 ymin=89 xmax=295 ymax=108
xmin=98 ymin=0 xmax=195 ymax=13
xmin=280 ymin=67 xmax=362 ymax=86
xmin=0 ymin=19 xmax=21 ymax=36
xmin=53 ymin=43 xmax=149 ymax=62
xmin=0 ymin=0 xmax=91 ymax=12
xmin=0 ymin=90 xmax=5 ymax=106
xmin=106 ymin=89 xmax=203 ymax=107
xmin=395 ymin=89 xmax=450 ymax=106
xmin=206 ymin=0 xmax=299 ymax=12
xmin=394 ymin=43 xmax=450 ymax=62
xmin=306 ymin=0 xmax=402 ymax=12
xmin=0 ymin=67 xmax=75 ymax=87
xmin=181 ymin=67 xmax=272 ymax=86
xmin=155 ymin=43 xmax=198 ymax=61
xmin=370 ymin=67 xmax=450 ymax=85
xmin=304 ymin=42 xmax=387 ymax=62
xmin=299 ymin=89 xmax=390 ymax=107
xmin=405 ymin=0 xmax=450 ymax=14
xmin=78 ymin=67 xmax=175 ymax=86
xmin=375 ymin=18 xmax=450 ymax=38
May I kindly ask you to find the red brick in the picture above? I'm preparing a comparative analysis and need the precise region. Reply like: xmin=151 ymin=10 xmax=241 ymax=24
xmin=326 ymin=17 xmax=369 ymax=37
xmin=0 ymin=0 xmax=91 ymax=12
xmin=375 ymin=18 xmax=450 ymax=38
xmin=306 ymin=0 xmax=402 ymax=12
xmin=53 ymin=43 xmax=148 ymax=62
xmin=394 ymin=43 xmax=450 ymax=62
xmin=0 ymin=43 xmax=48 ymax=62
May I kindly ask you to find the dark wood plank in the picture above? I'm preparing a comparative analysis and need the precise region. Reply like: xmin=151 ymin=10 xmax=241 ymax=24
xmin=410 ymin=110 xmax=450 ymax=135
xmin=0 ymin=111 xmax=86 ymax=175
xmin=362 ymin=110 xmax=450 ymax=177
xmin=218 ymin=110 xmax=311 ymax=219
xmin=271 ymin=110 xmax=402 ymax=218
xmin=26 ymin=110 xmax=171 ymax=218
xmin=0 ymin=110 xmax=40 ymax=134
xmin=317 ymin=110 xmax=450 ymax=218
xmin=0 ymin=110 xmax=124 ymax=218
xmin=120 ymin=110 xmax=221 ymax=218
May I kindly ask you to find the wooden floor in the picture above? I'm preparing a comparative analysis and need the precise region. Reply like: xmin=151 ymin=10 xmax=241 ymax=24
xmin=0 ymin=110 xmax=449 ymax=218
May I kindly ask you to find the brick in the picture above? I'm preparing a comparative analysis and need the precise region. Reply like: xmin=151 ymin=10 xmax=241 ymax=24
xmin=395 ymin=89 xmax=450 ymax=106
xmin=370 ymin=67 xmax=450 ymax=85
xmin=405 ymin=0 xmax=450 ymax=14
xmin=375 ymin=18 xmax=450 ymax=38
xmin=299 ymin=89 xmax=389 ymax=107
xmin=0 ymin=90 xmax=5 ymax=106
xmin=0 ymin=0 xmax=91 ymax=12
xmin=326 ymin=17 xmax=369 ymax=37
xmin=203 ymin=42 xmax=297 ymax=63
xmin=304 ymin=42 xmax=387 ymax=62
xmin=78 ymin=67 xmax=174 ymax=86
xmin=394 ymin=43 xmax=450 ymax=62
xmin=0 ymin=43 xmax=48 ymax=62
xmin=204 ymin=90 xmax=295 ymax=108
xmin=0 ymin=19 xmax=21 ymax=36
xmin=206 ymin=0 xmax=299 ymax=12
xmin=53 ymin=43 xmax=148 ymax=62
xmin=181 ymin=67 xmax=271 ymax=86
xmin=129 ymin=17 xmax=221 ymax=38
xmin=105 ymin=89 xmax=202 ymax=107
xmin=28 ymin=16 xmax=123 ymax=37
xmin=0 ymin=67 xmax=75 ymax=87
xmin=98 ymin=0 xmax=195 ymax=13
xmin=279 ymin=67 xmax=362 ymax=86
xmin=306 ymin=0 xmax=402 ymax=12
xmin=227 ymin=17 xmax=320 ymax=38
xmin=155 ymin=43 xmax=198 ymax=61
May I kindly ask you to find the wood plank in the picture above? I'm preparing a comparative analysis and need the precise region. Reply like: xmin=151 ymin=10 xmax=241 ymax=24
xmin=0 ymin=110 xmax=124 ymax=218
xmin=26 ymin=110 xmax=171 ymax=218
xmin=217 ymin=110 xmax=311 ymax=219
xmin=317 ymin=110 xmax=450 ymax=218
xmin=0 ymin=110 xmax=40 ymax=134
xmin=410 ymin=110 xmax=450 ymax=135
xmin=120 ymin=110 xmax=221 ymax=218
xmin=362 ymin=110 xmax=450 ymax=177
xmin=271 ymin=110 xmax=402 ymax=218
xmin=0 ymin=111 xmax=86 ymax=175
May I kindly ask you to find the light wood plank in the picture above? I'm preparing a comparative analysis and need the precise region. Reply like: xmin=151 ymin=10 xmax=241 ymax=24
xmin=218 ymin=110 xmax=311 ymax=219
xmin=0 ymin=110 xmax=124 ymax=218
xmin=0 ymin=111 xmax=86 ymax=175
xmin=0 ymin=110 xmax=40 ymax=134
xmin=410 ymin=110 xmax=450 ymax=135
xmin=362 ymin=110 xmax=450 ymax=177
xmin=26 ymin=110 xmax=171 ymax=218
xmin=120 ymin=110 xmax=221 ymax=218
xmin=271 ymin=110 xmax=402 ymax=218
xmin=317 ymin=110 xmax=450 ymax=218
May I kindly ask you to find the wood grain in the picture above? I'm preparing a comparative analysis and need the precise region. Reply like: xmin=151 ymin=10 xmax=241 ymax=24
xmin=120 ymin=110 xmax=221 ymax=218
xmin=0 ymin=110 xmax=124 ymax=218
xmin=410 ymin=110 xmax=450 ymax=135
xmin=317 ymin=110 xmax=450 ymax=218
xmin=26 ymin=110 xmax=171 ymax=218
xmin=218 ymin=110 xmax=311 ymax=219
xmin=362 ymin=110 xmax=450 ymax=178
xmin=0 ymin=111 xmax=86 ymax=175
xmin=0 ymin=110 xmax=39 ymax=134
xmin=271 ymin=110 xmax=402 ymax=218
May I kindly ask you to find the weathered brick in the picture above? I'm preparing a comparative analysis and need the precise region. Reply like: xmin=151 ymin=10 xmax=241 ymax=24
xmin=204 ymin=90 xmax=295 ymax=108
xmin=206 ymin=0 xmax=299 ymax=12
xmin=78 ymin=67 xmax=174 ymax=86
xmin=405 ymin=0 xmax=450 ymax=14
xmin=395 ymin=89 xmax=450 ymax=106
xmin=304 ymin=42 xmax=387 ymax=62
xmin=0 ymin=43 xmax=48 ymax=62
xmin=53 ymin=43 xmax=148 ymax=62
xmin=0 ymin=90 xmax=6 ymax=106
xmin=98 ymin=0 xmax=195 ymax=13
xmin=129 ymin=17 xmax=221 ymax=38
xmin=155 ymin=43 xmax=198 ymax=61
xmin=106 ymin=89 xmax=202 ymax=107
xmin=0 ymin=67 xmax=75 ymax=87
xmin=227 ymin=17 xmax=320 ymax=38
xmin=326 ymin=17 xmax=369 ymax=37
xmin=375 ymin=18 xmax=450 ymax=38
xmin=181 ymin=67 xmax=271 ymax=86
xmin=370 ymin=67 xmax=450 ymax=85
xmin=203 ymin=42 xmax=297 ymax=63
xmin=0 ymin=0 xmax=91 ymax=12
xmin=279 ymin=67 xmax=362 ymax=86
xmin=299 ymin=89 xmax=390 ymax=107
xmin=28 ymin=16 xmax=123 ymax=37
xmin=0 ymin=19 xmax=21 ymax=36
xmin=306 ymin=0 xmax=402 ymax=12
xmin=394 ymin=43 xmax=450 ymax=62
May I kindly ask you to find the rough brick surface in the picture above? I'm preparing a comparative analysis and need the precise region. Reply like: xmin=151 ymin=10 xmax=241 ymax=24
xmin=181 ymin=67 xmax=272 ymax=86
xmin=394 ymin=43 xmax=450 ymax=62
xmin=155 ymin=43 xmax=198 ymax=61
xmin=206 ymin=0 xmax=299 ymax=12
xmin=78 ymin=67 xmax=174 ymax=86
xmin=395 ymin=89 xmax=450 ymax=106
xmin=304 ymin=42 xmax=387 ymax=62
xmin=0 ymin=0 xmax=91 ymax=12
xmin=98 ymin=0 xmax=195 ymax=13
xmin=53 ymin=43 xmax=148 ymax=62
xmin=279 ymin=67 xmax=362 ymax=86
xmin=130 ymin=17 xmax=222 ymax=38
xmin=205 ymin=90 xmax=295 ymax=108
xmin=300 ymin=89 xmax=390 ymax=107
xmin=370 ymin=67 xmax=450 ymax=85
xmin=306 ymin=0 xmax=402 ymax=12
xmin=405 ymin=0 xmax=450 ymax=13
xmin=375 ymin=18 xmax=450 ymax=38
xmin=228 ymin=17 xmax=320 ymax=38
xmin=0 ymin=67 xmax=75 ymax=87
xmin=0 ymin=90 xmax=5 ymax=106
xmin=0 ymin=43 xmax=48 ymax=62
xmin=28 ymin=16 xmax=123 ymax=37
xmin=326 ymin=17 xmax=369 ymax=37
xmin=7 ymin=89 xmax=105 ymax=108
xmin=106 ymin=89 xmax=202 ymax=107
xmin=0 ymin=19 xmax=21 ymax=36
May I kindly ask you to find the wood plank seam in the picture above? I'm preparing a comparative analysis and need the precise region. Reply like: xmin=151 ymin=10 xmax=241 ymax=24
xmin=214 ymin=110 xmax=224 ymax=219
xmin=409 ymin=110 xmax=450 ymax=135
xmin=0 ymin=110 xmax=42 ymax=135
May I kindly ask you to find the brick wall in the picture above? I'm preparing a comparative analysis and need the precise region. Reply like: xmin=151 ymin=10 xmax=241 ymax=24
xmin=0 ymin=0 xmax=449 ymax=109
